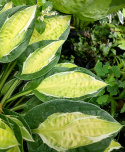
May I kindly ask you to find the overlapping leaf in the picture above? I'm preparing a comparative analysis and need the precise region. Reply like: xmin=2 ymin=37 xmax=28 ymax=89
xmin=32 ymin=112 xmax=122 ymax=151
xmin=29 ymin=15 xmax=71 ymax=44
xmin=30 ymin=67 xmax=107 ymax=101
xmin=25 ymin=99 xmax=122 ymax=152
xmin=0 ymin=119 xmax=18 ymax=149
xmin=17 ymin=40 xmax=65 ymax=80
xmin=0 ymin=5 xmax=37 ymax=63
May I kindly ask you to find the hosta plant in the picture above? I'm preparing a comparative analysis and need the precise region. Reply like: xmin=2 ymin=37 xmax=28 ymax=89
xmin=0 ymin=0 xmax=124 ymax=152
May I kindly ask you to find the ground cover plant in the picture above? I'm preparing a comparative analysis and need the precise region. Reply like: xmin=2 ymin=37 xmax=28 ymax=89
xmin=0 ymin=0 xmax=125 ymax=152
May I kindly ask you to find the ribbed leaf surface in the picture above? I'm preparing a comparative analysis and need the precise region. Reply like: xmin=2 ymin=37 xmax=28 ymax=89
xmin=0 ymin=5 xmax=36 ymax=60
xmin=35 ymin=71 xmax=107 ymax=98
xmin=0 ymin=119 xmax=18 ymax=149
xmin=32 ymin=112 xmax=122 ymax=151
xmin=29 ymin=15 xmax=71 ymax=44
xmin=22 ymin=40 xmax=64 ymax=75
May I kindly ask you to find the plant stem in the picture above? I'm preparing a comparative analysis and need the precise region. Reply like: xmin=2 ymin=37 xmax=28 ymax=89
xmin=10 ymin=104 xmax=25 ymax=111
xmin=111 ymin=98 xmax=117 ymax=117
xmin=1 ymin=79 xmax=22 ymax=107
xmin=5 ymin=90 xmax=32 ymax=104
xmin=14 ymin=96 xmax=25 ymax=107
xmin=0 ymin=60 xmax=17 ymax=92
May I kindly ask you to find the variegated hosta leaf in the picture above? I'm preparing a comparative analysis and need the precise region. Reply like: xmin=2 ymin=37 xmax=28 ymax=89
xmin=9 ymin=116 xmax=34 ymax=142
xmin=35 ymin=71 xmax=107 ymax=98
xmin=0 ymin=119 xmax=18 ymax=149
xmin=0 ymin=5 xmax=36 ymax=60
xmin=22 ymin=40 xmax=64 ymax=75
xmin=55 ymin=63 xmax=77 ymax=68
xmin=29 ymin=15 xmax=71 ymax=44
xmin=6 ymin=146 xmax=21 ymax=152
xmin=105 ymin=140 xmax=122 ymax=152
xmin=32 ymin=112 xmax=122 ymax=151
xmin=0 ymin=2 xmax=12 ymax=14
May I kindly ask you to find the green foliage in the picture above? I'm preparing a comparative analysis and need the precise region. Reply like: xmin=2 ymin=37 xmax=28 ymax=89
xmin=0 ymin=1 xmax=124 ymax=152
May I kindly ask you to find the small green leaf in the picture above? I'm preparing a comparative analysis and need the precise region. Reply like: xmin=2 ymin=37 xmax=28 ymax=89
xmin=97 ymin=95 xmax=109 ymax=105
xmin=119 ymin=81 xmax=125 ymax=88
xmin=109 ymin=66 xmax=120 ymax=78
xmin=94 ymin=62 xmax=108 ymax=77
xmin=107 ymin=85 xmax=118 ymax=96
xmin=117 ymin=39 xmax=125 ymax=50
xmin=120 ymin=103 xmax=125 ymax=113
xmin=32 ymin=112 xmax=122 ymax=151
xmin=105 ymin=140 xmax=122 ymax=152
xmin=0 ymin=119 xmax=18 ymax=149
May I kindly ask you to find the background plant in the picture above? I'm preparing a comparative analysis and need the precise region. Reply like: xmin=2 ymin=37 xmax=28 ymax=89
xmin=0 ymin=0 xmax=125 ymax=152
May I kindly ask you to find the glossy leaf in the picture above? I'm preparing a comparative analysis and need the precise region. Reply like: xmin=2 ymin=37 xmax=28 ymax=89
xmin=105 ymin=140 xmax=122 ymax=152
xmin=32 ymin=112 xmax=122 ymax=151
xmin=50 ymin=0 xmax=125 ymax=21
xmin=35 ymin=71 xmax=107 ymax=98
xmin=25 ymin=99 xmax=122 ymax=152
xmin=22 ymin=40 xmax=64 ymax=75
xmin=0 ymin=119 xmax=18 ymax=149
xmin=29 ymin=15 xmax=71 ymax=44
xmin=0 ymin=5 xmax=36 ymax=63
xmin=17 ymin=40 xmax=65 ymax=80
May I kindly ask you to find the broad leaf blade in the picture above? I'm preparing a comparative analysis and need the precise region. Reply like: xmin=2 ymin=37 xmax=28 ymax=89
xmin=29 ymin=15 xmax=71 ymax=44
xmin=32 ymin=112 xmax=122 ymax=151
xmin=25 ymin=99 xmax=122 ymax=152
xmin=22 ymin=40 xmax=64 ymax=75
xmin=0 ymin=5 xmax=37 ymax=63
xmin=35 ymin=70 xmax=107 ymax=99
xmin=0 ymin=119 xmax=18 ymax=149
xmin=17 ymin=40 xmax=65 ymax=80
xmin=49 ymin=0 xmax=125 ymax=21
